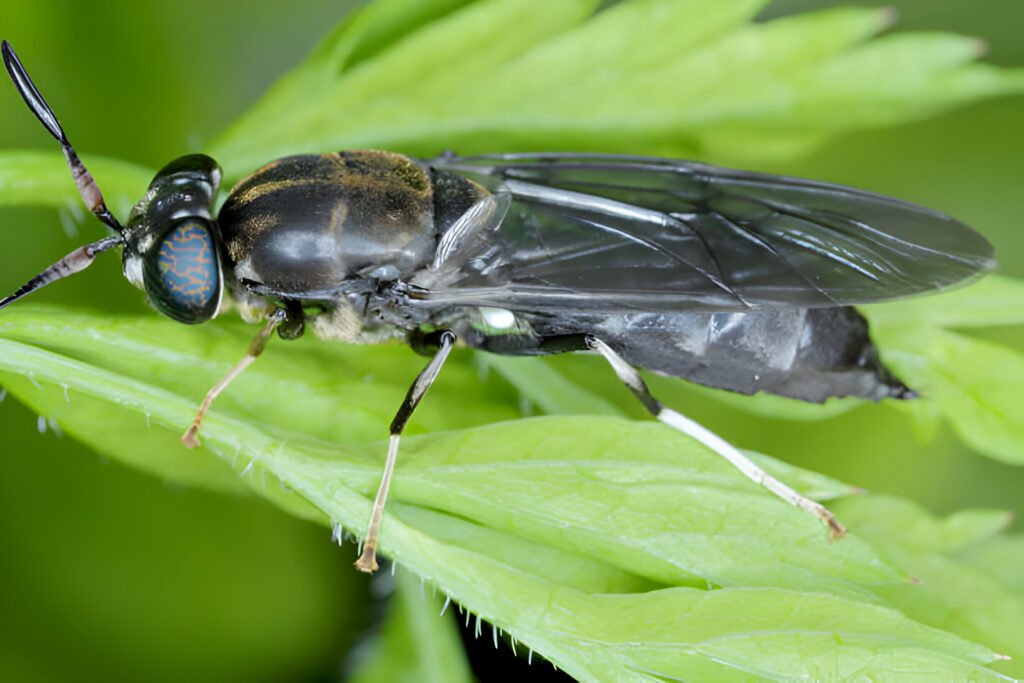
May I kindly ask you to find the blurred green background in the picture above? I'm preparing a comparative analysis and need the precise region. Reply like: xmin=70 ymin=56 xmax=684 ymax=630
xmin=0 ymin=1 xmax=1021 ymax=681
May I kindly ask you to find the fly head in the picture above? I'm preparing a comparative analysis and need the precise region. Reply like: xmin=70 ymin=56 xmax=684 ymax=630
xmin=1 ymin=40 xmax=224 ymax=324
xmin=123 ymin=155 xmax=224 ymax=324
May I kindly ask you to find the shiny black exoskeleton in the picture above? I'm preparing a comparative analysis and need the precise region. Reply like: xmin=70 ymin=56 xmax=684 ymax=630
xmin=125 ymin=148 xmax=967 ymax=403
xmin=0 ymin=39 xmax=997 ymax=571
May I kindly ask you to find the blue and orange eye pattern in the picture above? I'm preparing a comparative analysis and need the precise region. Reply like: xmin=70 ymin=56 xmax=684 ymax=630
xmin=146 ymin=219 xmax=221 ymax=324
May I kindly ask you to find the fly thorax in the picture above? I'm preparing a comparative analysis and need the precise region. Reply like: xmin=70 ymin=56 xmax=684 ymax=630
xmin=218 ymin=151 xmax=437 ymax=294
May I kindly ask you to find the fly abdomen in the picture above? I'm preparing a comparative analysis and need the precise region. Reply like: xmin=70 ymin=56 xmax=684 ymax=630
xmin=521 ymin=307 xmax=908 ymax=403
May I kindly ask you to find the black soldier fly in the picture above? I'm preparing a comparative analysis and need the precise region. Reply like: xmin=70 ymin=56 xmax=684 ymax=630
xmin=0 ymin=40 xmax=994 ymax=573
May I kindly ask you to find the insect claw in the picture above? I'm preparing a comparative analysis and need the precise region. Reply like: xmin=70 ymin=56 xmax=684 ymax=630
xmin=181 ymin=424 xmax=202 ymax=449
xmin=354 ymin=549 xmax=379 ymax=574
xmin=826 ymin=515 xmax=847 ymax=541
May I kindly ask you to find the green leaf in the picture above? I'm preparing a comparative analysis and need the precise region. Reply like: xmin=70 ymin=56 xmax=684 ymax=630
xmin=3 ymin=1 xmax=1023 ymax=677
xmin=517 ymin=587 xmax=1005 ymax=682
xmin=835 ymin=496 xmax=1024 ymax=677
xmin=211 ymin=0 xmax=605 ymax=175
xmin=1 ymin=305 xmax=1010 ymax=678
xmin=343 ymin=510 xmax=1009 ymax=681
xmin=961 ymin=535 xmax=1024 ymax=596
xmin=872 ymin=327 xmax=1024 ymax=465
xmin=309 ymin=0 xmax=480 ymax=76
xmin=854 ymin=277 xmax=1024 ymax=465
xmin=700 ymin=33 xmax=1024 ymax=161
xmin=348 ymin=570 xmax=473 ymax=683
xmin=0 ymin=306 xmax=896 ymax=596
xmin=209 ymin=1 xmax=1024 ymax=177
xmin=579 ymin=7 xmax=895 ymax=151
xmin=838 ymin=496 xmax=1013 ymax=554
xmin=200 ymin=0 xmax=479 ymax=173
xmin=458 ymin=0 xmax=769 ymax=119
xmin=393 ymin=505 xmax=658 ymax=594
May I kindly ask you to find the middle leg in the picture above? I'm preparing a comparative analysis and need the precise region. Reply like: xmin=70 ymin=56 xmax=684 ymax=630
xmin=354 ymin=330 xmax=458 ymax=573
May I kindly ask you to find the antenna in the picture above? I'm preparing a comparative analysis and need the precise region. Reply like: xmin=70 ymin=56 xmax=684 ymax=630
xmin=1 ymin=39 xmax=124 ymax=234
xmin=0 ymin=40 xmax=126 ymax=309
xmin=0 ymin=236 xmax=122 ymax=311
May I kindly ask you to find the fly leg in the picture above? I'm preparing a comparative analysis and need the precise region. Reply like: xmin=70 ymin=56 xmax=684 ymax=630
xmin=586 ymin=335 xmax=846 ymax=540
xmin=355 ymin=330 xmax=457 ymax=573
xmin=181 ymin=308 xmax=287 ymax=448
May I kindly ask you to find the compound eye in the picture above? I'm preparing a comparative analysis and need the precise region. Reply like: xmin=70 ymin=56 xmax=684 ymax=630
xmin=143 ymin=219 xmax=222 ymax=324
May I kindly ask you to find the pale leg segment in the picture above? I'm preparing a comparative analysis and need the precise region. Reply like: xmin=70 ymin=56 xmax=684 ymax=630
xmin=586 ymin=336 xmax=845 ymax=540
xmin=355 ymin=330 xmax=457 ymax=573
xmin=181 ymin=309 xmax=286 ymax=449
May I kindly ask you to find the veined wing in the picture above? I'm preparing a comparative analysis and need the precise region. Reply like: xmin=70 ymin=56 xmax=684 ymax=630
xmin=420 ymin=153 xmax=994 ymax=312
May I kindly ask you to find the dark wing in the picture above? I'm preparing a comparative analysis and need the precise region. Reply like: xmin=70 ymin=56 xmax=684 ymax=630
xmin=419 ymin=153 xmax=995 ymax=312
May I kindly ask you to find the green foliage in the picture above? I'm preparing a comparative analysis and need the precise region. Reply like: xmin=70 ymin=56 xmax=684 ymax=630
xmin=0 ymin=305 xmax=1021 ymax=679
xmin=209 ymin=0 xmax=1024 ymax=176
xmin=835 ymin=496 xmax=1024 ymax=673
xmin=2 ymin=0 xmax=1024 ymax=680
xmin=349 ymin=571 xmax=473 ymax=683
xmin=866 ymin=276 xmax=1024 ymax=465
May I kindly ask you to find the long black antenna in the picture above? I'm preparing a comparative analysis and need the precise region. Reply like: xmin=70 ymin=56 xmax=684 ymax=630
xmin=0 ymin=39 xmax=125 ymax=310
xmin=1 ymin=39 xmax=124 ymax=234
